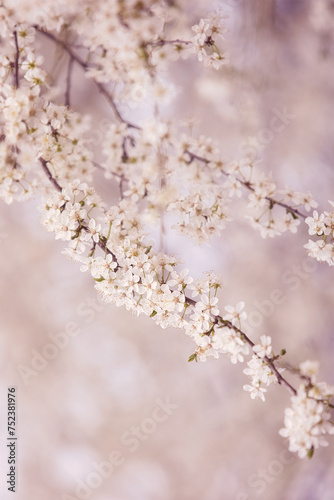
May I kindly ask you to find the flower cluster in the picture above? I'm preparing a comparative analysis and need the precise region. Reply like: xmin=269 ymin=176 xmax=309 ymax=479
xmin=242 ymin=335 xmax=281 ymax=402
xmin=304 ymin=203 xmax=334 ymax=266
xmin=41 ymin=181 xmax=254 ymax=371
xmin=243 ymin=357 xmax=278 ymax=402
xmin=229 ymin=161 xmax=317 ymax=239
xmin=190 ymin=11 xmax=229 ymax=70
xmin=279 ymin=361 xmax=334 ymax=458
xmin=100 ymin=121 xmax=231 ymax=244
xmin=168 ymin=144 xmax=318 ymax=242
xmin=0 ymin=20 xmax=45 ymax=203
xmin=41 ymin=180 xmax=215 ymax=337
xmin=0 ymin=13 xmax=93 ymax=204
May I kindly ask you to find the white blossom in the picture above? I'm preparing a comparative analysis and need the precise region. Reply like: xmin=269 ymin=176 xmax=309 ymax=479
xmin=223 ymin=301 xmax=247 ymax=326
xmin=253 ymin=335 xmax=272 ymax=359
xmin=280 ymin=385 xmax=334 ymax=458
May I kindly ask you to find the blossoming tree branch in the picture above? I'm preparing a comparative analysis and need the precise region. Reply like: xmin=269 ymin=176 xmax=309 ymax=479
xmin=0 ymin=0 xmax=333 ymax=460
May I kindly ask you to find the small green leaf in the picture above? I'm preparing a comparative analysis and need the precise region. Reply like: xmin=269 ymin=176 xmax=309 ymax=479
xmin=94 ymin=276 xmax=105 ymax=282
xmin=307 ymin=446 xmax=314 ymax=459
xmin=188 ymin=353 xmax=197 ymax=363
xmin=150 ymin=310 xmax=157 ymax=317
xmin=280 ymin=349 xmax=286 ymax=356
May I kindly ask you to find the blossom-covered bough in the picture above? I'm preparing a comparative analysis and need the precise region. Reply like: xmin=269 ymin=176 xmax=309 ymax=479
xmin=0 ymin=0 xmax=333 ymax=460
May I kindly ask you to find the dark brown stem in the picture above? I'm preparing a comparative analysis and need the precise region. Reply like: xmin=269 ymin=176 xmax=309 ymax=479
xmin=65 ymin=56 xmax=74 ymax=107
xmin=13 ymin=31 xmax=20 ymax=89
xmin=185 ymin=293 xmax=297 ymax=395
xmin=266 ymin=198 xmax=306 ymax=220
xmin=147 ymin=38 xmax=192 ymax=47
xmin=34 ymin=27 xmax=87 ymax=67
xmin=39 ymin=158 xmax=62 ymax=191
xmin=94 ymin=81 xmax=128 ymax=125
xmin=94 ymin=233 xmax=118 ymax=265
xmin=225 ymin=320 xmax=297 ymax=395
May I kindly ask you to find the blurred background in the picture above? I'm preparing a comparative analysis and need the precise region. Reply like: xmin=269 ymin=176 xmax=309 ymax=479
xmin=1 ymin=0 xmax=334 ymax=499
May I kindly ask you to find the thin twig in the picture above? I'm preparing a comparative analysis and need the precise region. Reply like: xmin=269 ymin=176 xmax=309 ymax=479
xmin=34 ymin=27 xmax=88 ymax=67
xmin=65 ymin=56 xmax=74 ymax=107
xmin=13 ymin=31 xmax=20 ymax=89
xmin=185 ymin=293 xmax=297 ymax=395
xmin=147 ymin=38 xmax=192 ymax=47
xmin=185 ymin=150 xmax=307 ymax=220
xmin=94 ymin=81 xmax=128 ymax=125
xmin=39 ymin=158 xmax=62 ymax=192
xmin=35 ymin=27 xmax=139 ymax=129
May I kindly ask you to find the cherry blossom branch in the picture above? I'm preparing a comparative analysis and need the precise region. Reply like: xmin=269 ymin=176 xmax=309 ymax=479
xmin=40 ymin=153 xmax=297 ymax=395
xmin=223 ymin=321 xmax=297 ymax=395
xmin=35 ymin=27 xmax=139 ymax=129
xmin=39 ymin=156 xmax=301 ymax=395
xmin=45 ymin=49 xmax=307 ymax=226
xmin=36 ymin=39 xmax=308 ymax=242
xmin=40 ymin=158 xmax=118 ymax=264
xmin=0 ymin=3 xmax=330 ymax=461
xmin=38 ymin=153 xmax=333 ymax=458
xmin=40 ymin=154 xmax=296 ymax=395
xmin=185 ymin=294 xmax=297 ymax=395
xmin=185 ymin=150 xmax=307 ymax=220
